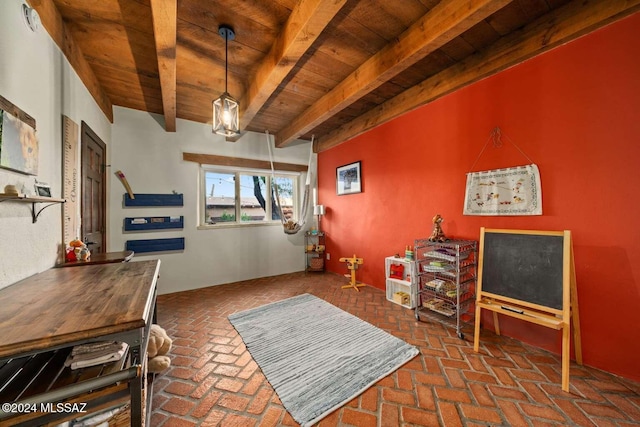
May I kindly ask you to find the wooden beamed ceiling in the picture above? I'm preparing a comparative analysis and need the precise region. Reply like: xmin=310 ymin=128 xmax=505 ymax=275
xmin=29 ymin=0 xmax=639 ymax=151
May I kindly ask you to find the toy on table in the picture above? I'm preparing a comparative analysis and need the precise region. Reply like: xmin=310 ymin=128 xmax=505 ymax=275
xmin=339 ymin=254 xmax=365 ymax=291
xmin=66 ymin=238 xmax=90 ymax=262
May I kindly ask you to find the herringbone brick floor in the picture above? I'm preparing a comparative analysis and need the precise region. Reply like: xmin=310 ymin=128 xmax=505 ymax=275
xmin=151 ymin=272 xmax=640 ymax=426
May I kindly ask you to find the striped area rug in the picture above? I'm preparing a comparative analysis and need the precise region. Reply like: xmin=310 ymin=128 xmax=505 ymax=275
xmin=228 ymin=293 xmax=419 ymax=426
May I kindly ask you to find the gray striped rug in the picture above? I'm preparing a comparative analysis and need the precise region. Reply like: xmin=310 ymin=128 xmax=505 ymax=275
xmin=228 ymin=293 xmax=419 ymax=426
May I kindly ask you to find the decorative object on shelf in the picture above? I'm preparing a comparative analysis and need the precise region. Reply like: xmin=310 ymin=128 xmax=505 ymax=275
xmin=393 ymin=292 xmax=410 ymax=305
xmin=428 ymin=214 xmax=448 ymax=242
xmin=340 ymin=254 xmax=365 ymax=291
xmin=0 ymin=95 xmax=39 ymax=175
xmin=336 ymin=161 xmax=362 ymax=195
xmin=3 ymin=184 xmax=18 ymax=195
xmin=212 ymin=25 xmax=240 ymax=137
xmin=314 ymin=204 xmax=325 ymax=231
xmin=464 ymin=127 xmax=542 ymax=216
xmin=405 ymin=245 xmax=414 ymax=260
xmin=115 ymin=170 xmax=135 ymax=199
xmin=389 ymin=263 xmax=404 ymax=279
xmin=33 ymin=180 xmax=51 ymax=197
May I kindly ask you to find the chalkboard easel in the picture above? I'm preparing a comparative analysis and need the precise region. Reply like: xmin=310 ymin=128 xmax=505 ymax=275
xmin=473 ymin=228 xmax=582 ymax=392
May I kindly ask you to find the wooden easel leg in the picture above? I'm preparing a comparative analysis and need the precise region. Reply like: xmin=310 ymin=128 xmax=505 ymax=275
xmin=562 ymin=323 xmax=570 ymax=392
xmin=473 ymin=305 xmax=482 ymax=352
xmin=570 ymin=250 xmax=583 ymax=365
xmin=493 ymin=311 xmax=501 ymax=336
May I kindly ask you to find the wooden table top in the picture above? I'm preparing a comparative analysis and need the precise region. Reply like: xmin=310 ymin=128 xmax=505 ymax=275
xmin=0 ymin=259 xmax=160 ymax=359
xmin=57 ymin=250 xmax=135 ymax=267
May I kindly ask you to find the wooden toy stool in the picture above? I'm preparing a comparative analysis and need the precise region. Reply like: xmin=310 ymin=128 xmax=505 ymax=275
xmin=339 ymin=254 xmax=365 ymax=291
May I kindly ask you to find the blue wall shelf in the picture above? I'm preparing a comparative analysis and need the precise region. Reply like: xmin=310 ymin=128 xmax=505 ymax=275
xmin=124 ymin=216 xmax=184 ymax=231
xmin=123 ymin=193 xmax=183 ymax=207
xmin=126 ymin=237 xmax=185 ymax=253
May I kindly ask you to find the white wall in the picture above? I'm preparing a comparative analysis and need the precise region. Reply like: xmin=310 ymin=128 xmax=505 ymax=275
xmin=110 ymin=107 xmax=314 ymax=294
xmin=0 ymin=0 xmax=111 ymax=289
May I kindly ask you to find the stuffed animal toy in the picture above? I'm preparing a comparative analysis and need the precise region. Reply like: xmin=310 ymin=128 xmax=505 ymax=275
xmin=147 ymin=324 xmax=172 ymax=373
xmin=428 ymin=214 xmax=448 ymax=242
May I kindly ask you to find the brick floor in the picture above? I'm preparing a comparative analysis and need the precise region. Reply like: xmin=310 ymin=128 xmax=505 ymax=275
xmin=152 ymin=272 xmax=640 ymax=426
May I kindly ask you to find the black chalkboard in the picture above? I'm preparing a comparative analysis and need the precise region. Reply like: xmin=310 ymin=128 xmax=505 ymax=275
xmin=480 ymin=231 xmax=565 ymax=310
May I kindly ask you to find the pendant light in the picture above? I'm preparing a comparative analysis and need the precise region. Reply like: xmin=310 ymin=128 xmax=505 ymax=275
xmin=212 ymin=25 xmax=240 ymax=136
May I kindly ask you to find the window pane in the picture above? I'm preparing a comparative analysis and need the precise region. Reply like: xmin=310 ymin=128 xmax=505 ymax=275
xmin=273 ymin=176 xmax=295 ymax=221
xmin=205 ymin=171 xmax=236 ymax=223
xmin=240 ymin=174 xmax=267 ymax=222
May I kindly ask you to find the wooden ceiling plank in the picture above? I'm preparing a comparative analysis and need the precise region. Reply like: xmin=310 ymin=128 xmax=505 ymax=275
xmin=275 ymin=0 xmax=512 ymax=147
xmin=28 ymin=0 xmax=113 ymax=122
xmin=316 ymin=0 xmax=640 ymax=152
xmin=150 ymin=0 xmax=177 ymax=132
xmin=241 ymin=0 xmax=349 ymax=129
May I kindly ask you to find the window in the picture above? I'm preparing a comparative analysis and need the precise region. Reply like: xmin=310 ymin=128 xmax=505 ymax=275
xmin=201 ymin=166 xmax=300 ymax=227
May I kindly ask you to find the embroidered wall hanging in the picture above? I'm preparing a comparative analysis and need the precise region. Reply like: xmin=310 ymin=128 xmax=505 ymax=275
xmin=464 ymin=127 xmax=542 ymax=216
xmin=464 ymin=164 xmax=542 ymax=215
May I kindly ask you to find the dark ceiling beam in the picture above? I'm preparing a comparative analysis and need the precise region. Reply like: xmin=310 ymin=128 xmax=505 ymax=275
xmin=274 ymin=0 xmax=512 ymax=147
xmin=150 ymin=0 xmax=177 ymax=132
xmin=240 ymin=0 xmax=348 ymax=130
xmin=316 ymin=0 xmax=640 ymax=152
xmin=28 ymin=0 xmax=113 ymax=122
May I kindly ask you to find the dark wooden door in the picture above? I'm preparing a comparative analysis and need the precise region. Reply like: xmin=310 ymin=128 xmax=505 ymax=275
xmin=81 ymin=122 xmax=106 ymax=254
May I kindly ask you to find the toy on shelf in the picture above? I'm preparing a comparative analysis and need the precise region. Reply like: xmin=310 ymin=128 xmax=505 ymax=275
xmin=405 ymin=245 xmax=414 ymax=260
xmin=389 ymin=263 xmax=404 ymax=279
xmin=428 ymin=213 xmax=449 ymax=242
xmin=340 ymin=254 xmax=365 ymax=291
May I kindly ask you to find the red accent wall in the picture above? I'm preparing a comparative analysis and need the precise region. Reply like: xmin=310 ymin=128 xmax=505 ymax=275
xmin=317 ymin=13 xmax=640 ymax=382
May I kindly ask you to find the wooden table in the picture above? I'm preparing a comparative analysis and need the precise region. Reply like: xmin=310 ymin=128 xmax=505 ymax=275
xmin=0 ymin=260 xmax=160 ymax=426
xmin=57 ymin=250 xmax=135 ymax=267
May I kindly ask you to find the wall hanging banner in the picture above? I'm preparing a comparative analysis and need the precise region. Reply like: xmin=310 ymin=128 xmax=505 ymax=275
xmin=464 ymin=164 xmax=542 ymax=216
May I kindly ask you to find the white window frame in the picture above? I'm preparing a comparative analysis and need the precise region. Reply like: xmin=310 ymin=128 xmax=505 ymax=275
xmin=198 ymin=164 xmax=300 ymax=229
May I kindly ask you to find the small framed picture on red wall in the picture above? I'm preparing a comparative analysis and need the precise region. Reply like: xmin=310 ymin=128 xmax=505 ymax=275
xmin=336 ymin=161 xmax=362 ymax=195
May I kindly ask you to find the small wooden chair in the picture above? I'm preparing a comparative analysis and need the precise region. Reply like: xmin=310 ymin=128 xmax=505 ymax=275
xmin=339 ymin=254 xmax=365 ymax=291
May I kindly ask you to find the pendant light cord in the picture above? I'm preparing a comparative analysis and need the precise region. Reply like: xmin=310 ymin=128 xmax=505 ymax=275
xmin=224 ymin=32 xmax=228 ymax=93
